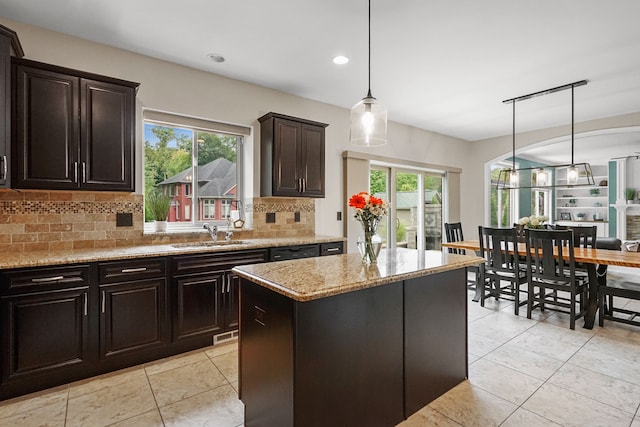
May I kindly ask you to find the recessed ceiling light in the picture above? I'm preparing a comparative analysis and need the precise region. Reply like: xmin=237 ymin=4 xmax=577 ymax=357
xmin=333 ymin=55 xmax=349 ymax=65
xmin=207 ymin=53 xmax=225 ymax=63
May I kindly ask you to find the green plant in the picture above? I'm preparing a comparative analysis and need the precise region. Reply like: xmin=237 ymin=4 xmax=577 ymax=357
xmin=590 ymin=188 xmax=600 ymax=196
xmin=576 ymin=212 xmax=586 ymax=219
xmin=146 ymin=192 xmax=171 ymax=221
xmin=625 ymin=188 xmax=636 ymax=201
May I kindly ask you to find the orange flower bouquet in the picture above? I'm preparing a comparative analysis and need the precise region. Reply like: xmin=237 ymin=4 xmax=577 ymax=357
xmin=349 ymin=192 xmax=389 ymax=263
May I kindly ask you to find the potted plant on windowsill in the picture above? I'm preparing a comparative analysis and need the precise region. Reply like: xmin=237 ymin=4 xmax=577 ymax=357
xmin=625 ymin=188 xmax=636 ymax=204
xmin=147 ymin=191 xmax=171 ymax=232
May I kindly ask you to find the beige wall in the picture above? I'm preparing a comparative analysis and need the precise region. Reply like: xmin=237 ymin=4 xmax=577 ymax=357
xmin=1 ymin=17 xmax=472 ymax=242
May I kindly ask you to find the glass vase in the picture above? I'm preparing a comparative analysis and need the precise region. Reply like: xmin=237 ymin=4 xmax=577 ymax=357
xmin=357 ymin=219 xmax=382 ymax=264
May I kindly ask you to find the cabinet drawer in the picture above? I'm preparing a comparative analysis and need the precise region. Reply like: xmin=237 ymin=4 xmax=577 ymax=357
xmin=172 ymin=250 xmax=268 ymax=277
xmin=1 ymin=264 xmax=90 ymax=294
xmin=98 ymin=257 xmax=166 ymax=284
xmin=269 ymin=244 xmax=320 ymax=261
xmin=320 ymin=241 xmax=344 ymax=256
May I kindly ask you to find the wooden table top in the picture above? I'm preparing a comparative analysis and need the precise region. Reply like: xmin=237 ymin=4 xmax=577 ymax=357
xmin=442 ymin=240 xmax=640 ymax=268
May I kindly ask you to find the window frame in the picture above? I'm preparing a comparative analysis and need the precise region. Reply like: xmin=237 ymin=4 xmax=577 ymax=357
xmin=143 ymin=112 xmax=245 ymax=233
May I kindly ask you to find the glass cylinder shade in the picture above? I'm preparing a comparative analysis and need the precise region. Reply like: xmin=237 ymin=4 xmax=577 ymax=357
xmin=567 ymin=166 xmax=579 ymax=185
xmin=350 ymin=95 xmax=387 ymax=146
xmin=509 ymin=170 xmax=519 ymax=188
xmin=536 ymin=168 xmax=548 ymax=186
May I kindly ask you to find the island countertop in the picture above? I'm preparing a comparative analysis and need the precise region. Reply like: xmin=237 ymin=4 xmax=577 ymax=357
xmin=232 ymin=247 xmax=483 ymax=302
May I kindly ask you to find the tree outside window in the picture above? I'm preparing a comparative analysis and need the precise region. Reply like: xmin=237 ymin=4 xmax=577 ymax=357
xmin=144 ymin=122 xmax=240 ymax=227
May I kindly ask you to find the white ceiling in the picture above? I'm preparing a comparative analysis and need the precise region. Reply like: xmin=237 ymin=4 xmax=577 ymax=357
xmin=1 ymin=0 xmax=639 ymax=161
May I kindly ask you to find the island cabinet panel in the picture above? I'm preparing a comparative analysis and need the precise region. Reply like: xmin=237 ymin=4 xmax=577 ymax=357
xmin=404 ymin=269 xmax=468 ymax=415
xmin=239 ymin=279 xmax=405 ymax=427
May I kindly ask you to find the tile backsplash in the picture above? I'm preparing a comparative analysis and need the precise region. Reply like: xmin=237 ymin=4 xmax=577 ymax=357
xmin=0 ymin=190 xmax=315 ymax=253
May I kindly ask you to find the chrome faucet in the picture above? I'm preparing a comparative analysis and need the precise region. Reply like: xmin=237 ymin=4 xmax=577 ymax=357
xmin=203 ymin=223 xmax=218 ymax=241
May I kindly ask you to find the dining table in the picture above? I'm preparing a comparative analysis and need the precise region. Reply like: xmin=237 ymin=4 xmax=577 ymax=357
xmin=442 ymin=239 xmax=640 ymax=329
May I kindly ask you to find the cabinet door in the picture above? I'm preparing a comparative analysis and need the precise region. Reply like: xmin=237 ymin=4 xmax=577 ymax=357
xmin=173 ymin=273 xmax=224 ymax=342
xmin=99 ymin=278 xmax=167 ymax=360
xmin=80 ymin=79 xmax=134 ymax=191
xmin=300 ymin=124 xmax=325 ymax=197
xmin=224 ymin=271 xmax=240 ymax=331
xmin=273 ymin=118 xmax=302 ymax=196
xmin=1 ymin=287 xmax=89 ymax=381
xmin=13 ymin=64 xmax=79 ymax=189
xmin=0 ymin=35 xmax=10 ymax=187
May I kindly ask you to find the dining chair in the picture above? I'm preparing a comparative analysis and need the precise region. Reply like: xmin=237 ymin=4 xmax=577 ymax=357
xmin=444 ymin=222 xmax=479 ymax=293
xmin=597 ymin=239 xmax=640 ymax=327
xmin=554 ymin=224 xmax=597 ymax=280
xmin=525 ymin=228 xmax=589 ymax=330
xmin=477 ymin=226 xmax=528 ymax=314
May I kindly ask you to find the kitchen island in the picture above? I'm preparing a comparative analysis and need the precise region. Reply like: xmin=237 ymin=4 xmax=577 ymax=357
xmin=232 ymin=248 xmax=483 ymax=427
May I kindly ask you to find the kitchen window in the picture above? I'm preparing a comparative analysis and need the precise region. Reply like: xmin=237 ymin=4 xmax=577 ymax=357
xmin=143 ymin=109 xmax=250 ymax=232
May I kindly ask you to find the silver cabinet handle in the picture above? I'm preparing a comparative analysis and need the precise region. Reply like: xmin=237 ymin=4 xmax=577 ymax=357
xmin=31 ymin=276 xmax=64 ymax=283
xmin=227 ymin=275 xmax=231 ymax=293
xmin=326 ymin=247 xmax=340 ymax=252
xmin=121 ymin=267 xmax=147 ymax=273
xmin=83 ymin=293 xmax=88 ymax=316
xmin=1 ymin=155 xmax=6 ymax=180
xmin=73 ymin=161 xmax=78 ymax=183
xmin=101 ymin=291 xmax=106 ymax=313
xmin=302 ymin=178 xmax=306 ymax=193
xmin=82 ymin=162 xmax=86 ymax=183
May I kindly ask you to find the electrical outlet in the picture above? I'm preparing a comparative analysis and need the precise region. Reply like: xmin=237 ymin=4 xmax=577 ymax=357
xmin=294 ymin=212 xmax=300 ymax=222
xmin=116 ymin=212 xmax=133 ymax=227
xmin=337 ymin=211 xmax=342 ymax=221
xmin=266 ymin=212 xmax=276 ymax=223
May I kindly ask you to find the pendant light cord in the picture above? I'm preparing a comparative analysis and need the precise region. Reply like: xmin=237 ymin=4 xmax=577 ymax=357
xmin=512 ymin=101 xmax=516 ymax=170
xmin=571 ymin=84 xmax=574 ymax=165
xmin=367 ymin=0 xmax=372 ymax=97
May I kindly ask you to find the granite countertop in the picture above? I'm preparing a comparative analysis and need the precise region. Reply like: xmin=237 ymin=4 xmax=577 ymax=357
xmin=0 ymin=235 xmax=345 ymax=270
xmin=232 ymin=248 xmax=483 ymax=302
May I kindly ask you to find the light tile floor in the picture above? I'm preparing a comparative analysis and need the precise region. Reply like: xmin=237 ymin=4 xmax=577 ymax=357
xmin=1 ymin=266 xmax=640 ymax=426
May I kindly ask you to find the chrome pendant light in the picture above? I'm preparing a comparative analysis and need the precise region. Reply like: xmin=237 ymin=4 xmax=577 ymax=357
xmin=350 ymin=0 xmax=387 ymax=146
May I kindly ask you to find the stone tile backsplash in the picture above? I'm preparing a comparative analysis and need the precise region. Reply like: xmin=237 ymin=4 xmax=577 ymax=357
xmin=0 ymin=190 xmax=315 ymax=253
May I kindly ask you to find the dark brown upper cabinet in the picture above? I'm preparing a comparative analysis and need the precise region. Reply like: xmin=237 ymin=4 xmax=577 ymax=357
xmin=0 ymin=24 xmax=23 ymax=188
xmin=12 ymin=58 xmax=139 ymax=191
xmin=259 ymin=112 xmax=327 ymax=198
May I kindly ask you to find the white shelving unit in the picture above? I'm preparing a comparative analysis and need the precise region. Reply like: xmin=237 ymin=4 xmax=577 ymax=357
xmin=555 ymin=165 xmax=609 ymax=236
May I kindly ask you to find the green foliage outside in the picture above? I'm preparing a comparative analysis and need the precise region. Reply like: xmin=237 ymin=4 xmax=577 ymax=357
xmin=144 ymin=125 xmax=238 ymax=222
xmin=490 ymin=167 xmax=511 ymax=226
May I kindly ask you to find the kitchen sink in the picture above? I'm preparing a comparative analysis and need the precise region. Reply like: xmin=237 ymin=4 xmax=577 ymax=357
xmin=172 ymin=240 xmax=247 ymax=248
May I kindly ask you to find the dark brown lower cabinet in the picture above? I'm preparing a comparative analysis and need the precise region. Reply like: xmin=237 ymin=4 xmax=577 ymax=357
xmin=100 ymin=278 xmax=168 ymax=360
xmin=173 ymin=272 xmax=225 ymax=342
xmin=171 ymin=250 xmax=267 ymax=343
xmin=0 ymin=243 xmax=338 ymax=400
xmin=1 ymin=286 xmax=90 ymax=398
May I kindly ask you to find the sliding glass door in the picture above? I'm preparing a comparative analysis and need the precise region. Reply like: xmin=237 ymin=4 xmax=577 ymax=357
xmin=370 ymin=166 xmax=444 ymax=250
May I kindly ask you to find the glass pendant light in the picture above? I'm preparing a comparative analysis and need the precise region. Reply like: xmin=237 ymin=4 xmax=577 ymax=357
xmin=566 ymin=84 xmax=579 ymax=185
xmin=536 ymin=168 xmax=548 ymax=186
xmin=350 ymin=0 xmax=387 ymax=146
